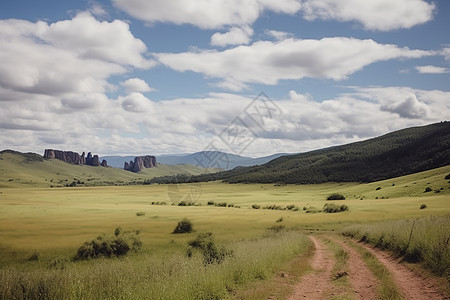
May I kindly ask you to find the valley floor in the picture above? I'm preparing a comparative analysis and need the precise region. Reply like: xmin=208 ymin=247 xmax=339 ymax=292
xmin=0 ymin=165 xmax=449 ymax=299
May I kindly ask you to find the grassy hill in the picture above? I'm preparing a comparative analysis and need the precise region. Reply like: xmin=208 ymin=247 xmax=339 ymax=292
xmin=153 ymin=122 xmax=450 ymax=184
xmin=0 ymin=150 xmax=218 ymax=188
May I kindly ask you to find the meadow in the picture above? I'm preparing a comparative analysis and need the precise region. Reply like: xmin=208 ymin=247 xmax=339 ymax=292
xmin=0 ymin=165 xmax=449 ymax=298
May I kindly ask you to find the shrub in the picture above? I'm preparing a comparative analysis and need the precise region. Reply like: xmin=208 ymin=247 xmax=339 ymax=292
xmin=207 ymin=201 xmax=215 ymax=206
xmin=215 ymin=202 xmax=227 ymax=207
xmin=327 ymin=193 xmax=346 ymax=200
xmin=304 ymin=206 xmax=321 ymax=213
xmin=173 ymin=218 xmax=193 ymax=234
xmin=276 ymin=217 xmax=283 ymax=223
xmin=48 ymin=256 xmax=68 ymax=270
xmin=420 ymin=204 xmax=427 ymax=209
xmin=267 ymin=225 xmax=285 ymax=232
xmin=286 ymin=204 xmax=296 ymax=210
xmin=136 ymin=211 xmax=145 ymax=216
xmin=263 ymin=205 xmax=283 ymax=210
xmin=187 ymin=232 xmax=233 ymax=264
xmin=424 ymin=187 xmax=432 ymax=193
xmin=27 ymin=250 xmax=40 ymax=261
xmin=445 ymin=173 xmax=450 ymax=179
xmin=252 ymin=204 xmax=260 ymax=209
xmin=74 ymin=228 xmax=142 ymax=260
xmin=323 ymin=203 xmax=349 ymax=213
xmin=178 ymin=201 xmax=195 ymax=206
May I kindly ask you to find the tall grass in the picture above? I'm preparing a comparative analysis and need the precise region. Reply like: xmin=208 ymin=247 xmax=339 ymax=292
xmin=341 ymin=215 xmax=449 ymax=276
xmin=0 ymin=231 xmax=310 ymax=299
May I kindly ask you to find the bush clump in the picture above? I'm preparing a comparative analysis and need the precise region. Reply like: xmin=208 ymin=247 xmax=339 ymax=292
xmin=267 ymin=225 xmax=285 ymax=232
xmin=136 ymin=211 xmax=145 ymax=216
xmin=74 ymin=228 xmax=142 ymax=260
xmin=420 ymin=204 xmax=427 ymax=209
xmin=323 ymin=203 xmax=349 ymax=213
xmin=263 ymin=204 xmax=283 ymax=210
xmin=173 ymin=218 xmax=193 ymax=234
xmin=178 ymin=201 xmax=196 ymax=206
xmin=187 ymin=232 xmax=233 ymax=264
xmin=424 ymin=187 xmax=432 ymax=193
xmin=207 ymin=201 xmax=215 ymax=206
xmin=252 ymin=204 xmax=260 ymax=209
xmin=327 ymin=193 xmax=346 ymax=200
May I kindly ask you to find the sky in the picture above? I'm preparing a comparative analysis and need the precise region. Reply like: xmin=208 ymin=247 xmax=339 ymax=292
xmin=0 ymin=0 xmax=449 ymax=158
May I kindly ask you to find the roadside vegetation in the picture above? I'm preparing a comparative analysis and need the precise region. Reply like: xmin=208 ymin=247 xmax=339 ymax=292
xmin=342 ymin=216 xmax=450 ymax=276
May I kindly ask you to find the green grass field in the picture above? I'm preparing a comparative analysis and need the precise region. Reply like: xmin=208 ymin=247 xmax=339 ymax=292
xmin=0 ymin=164 xmax=449 ymax=298
xmin=1 ymin=165 xmax=449 ymax=255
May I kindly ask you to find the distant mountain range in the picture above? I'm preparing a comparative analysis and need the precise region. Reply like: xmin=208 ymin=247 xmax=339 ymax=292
xmin=150 ymin=122 xmax=450 ymax=184
xmin=101 ymin=152 xmax=288 ymax=170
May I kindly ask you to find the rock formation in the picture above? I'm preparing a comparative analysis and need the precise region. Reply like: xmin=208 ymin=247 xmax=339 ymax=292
xmin=43 ymin=149 xmax=85 ymax=165
xmin=124 ymin=155 xmax=157 ymax=172
xmin=101 ymin=159 xmax=108 ymax=167
xmin=43 ymin=149 xmax=107 ymax=167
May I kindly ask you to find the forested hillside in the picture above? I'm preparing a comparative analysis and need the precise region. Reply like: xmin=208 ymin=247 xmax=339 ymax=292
xmin=151 ymin=122 xmax=450 ymax=184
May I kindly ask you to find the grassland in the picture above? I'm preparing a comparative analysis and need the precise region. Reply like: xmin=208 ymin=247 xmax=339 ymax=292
xmin=0 ymin=164 xmax=449 ymax=298
xmin=0 ymin=150 xmax=218 ymax=188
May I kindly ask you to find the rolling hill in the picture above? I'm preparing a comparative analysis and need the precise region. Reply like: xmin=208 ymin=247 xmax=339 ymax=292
xmin=0 ymin=150 xmax=218 ymax=188
xmin=150 ymin=122 xmax=450 ymax=184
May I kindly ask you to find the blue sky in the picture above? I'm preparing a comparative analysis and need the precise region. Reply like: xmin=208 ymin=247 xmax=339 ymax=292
xmin=0 ymin=0 xmax=449 ymax=157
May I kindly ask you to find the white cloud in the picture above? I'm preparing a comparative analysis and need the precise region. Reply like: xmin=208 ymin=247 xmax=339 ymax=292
xmin=1 ymin=85 xmax=448 ymax=157
xmin=210 ymin=26 xmax=254 ymax=47
xmin=121 ymin=78 xmax=155 ymax=93
xmin=264 ymin=29 xmax=294 ymax=41
xmin=40 ymin=12 xmax=153 ymax=68
xmin=112 ymin=0 xmax=262 ymax=29
xmin=113 ymin=0 xmax=433 ymax=31
xmin=112 ymin=0 xmax=302 ymax=30
xmin=416 ymin=65 xmax=449 ymax=74
xmin=442 ymin=48 xmax=450 ymax=60
xmin=299 ymin=0 xmax=435 ymax=31
xmin=119 ymin=92 xmax=155 ymax=113
xmin=0 ymin=13 xmax=153 ymax=98
xmin=381 ymin=94 xmax=430 ymax=119
xmin=88 ymin=3 xmax=108 ymax=17
xmin=350 ymin=86 xmax=448 ymax=121
xmin=156 ymin=37 xmax=433 ymax=91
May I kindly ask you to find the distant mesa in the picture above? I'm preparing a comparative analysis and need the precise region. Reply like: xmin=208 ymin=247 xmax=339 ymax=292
xmin=43 ymin=149 xmax=107 ymax=167
xmin=124 ymin=155 xmax=157 ymax=172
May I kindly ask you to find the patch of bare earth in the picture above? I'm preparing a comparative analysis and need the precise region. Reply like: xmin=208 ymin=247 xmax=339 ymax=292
xmin=357 ymin=241 xmax=447 ymax=300
xmin=288 ymin=236 xmax=338 ymax=299
xmin=331 ymin=238 xmax=378 ymax=300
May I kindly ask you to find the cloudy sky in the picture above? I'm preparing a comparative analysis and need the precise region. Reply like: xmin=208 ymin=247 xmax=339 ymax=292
xmin=0 ymin=0 xmax=449 ymax=157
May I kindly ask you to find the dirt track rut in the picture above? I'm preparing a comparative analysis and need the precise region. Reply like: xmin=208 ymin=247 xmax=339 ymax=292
xmin=358 ymin=241 xmax=446 ymax=300
xmin=288 ymin=235 xmax=446 ymax=300
xmin=288 ymin=236 xmax=336 ymax=299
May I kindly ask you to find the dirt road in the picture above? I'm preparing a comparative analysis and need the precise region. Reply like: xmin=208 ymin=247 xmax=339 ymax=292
xmin=288 ymin=235 xmax=446 ymax=300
